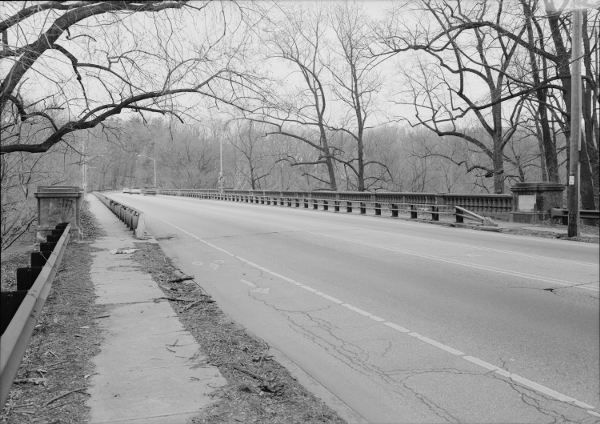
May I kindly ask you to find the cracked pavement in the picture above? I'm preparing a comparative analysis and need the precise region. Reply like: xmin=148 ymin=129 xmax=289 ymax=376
xmin=107 ymin=193 xmax=600 ymax=423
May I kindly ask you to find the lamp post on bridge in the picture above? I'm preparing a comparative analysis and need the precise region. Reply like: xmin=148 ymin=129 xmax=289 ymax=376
xmin=137 ymin=154 xmax=157 ymax=187
xmin=218 ymin=138 xmax=224 ymax=194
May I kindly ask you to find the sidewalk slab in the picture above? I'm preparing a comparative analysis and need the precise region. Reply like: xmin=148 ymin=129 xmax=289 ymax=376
xmin=85 ymin=195 xmax=226 ymax=424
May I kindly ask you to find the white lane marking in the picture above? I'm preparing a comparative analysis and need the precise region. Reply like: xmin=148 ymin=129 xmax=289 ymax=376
xmin=253 ymin=287 xmax=270 ymax=295
xmin=368 ymin=313 xmax=386 ymax=322
xmin=409 ymin=333 xmax=464 ymax=356
xmin=314 ymin=291 xmax=343 ymax=304
xmin=463 ymin=355 xmax=501 ymax=372
xmin=383 ymin=322 xmax=410 ymax=333
xmin=341 ymin=303 xmax=385 ymax=321
xmin=464 ymin=357 xmax=595 ymax=410
xmin=342 ymin=303 xmax=372 ymax=317
xmin=240 ymin=279 xmax=256 ymax=288
xmin=159 ymin=219 xmax=598 ymax=413
xmin=307 ymin=231 xmax=600 ymax=292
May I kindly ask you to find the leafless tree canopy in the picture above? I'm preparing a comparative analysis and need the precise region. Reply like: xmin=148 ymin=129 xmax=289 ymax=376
xmin=1 ymin=1 xmax=598 ymax=203
xmin=0 ymin=0 xmax=259 ymax=154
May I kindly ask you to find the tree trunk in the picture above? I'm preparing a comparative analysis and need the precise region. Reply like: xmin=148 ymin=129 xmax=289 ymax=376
xmin=582 ymin=12 xmax=599 ymax=208
xmin=319 ymin=128 xmax=337 ymax=191
xmin=357 ymin=137 xmax=365 ymax=191
xmin=523 ymin=0 xmax=559 ymax=182
xmin=493 ymin=144 xmax=505 ymax=193
xmin=546 ymin=11 xmax=572 ymax=176
xmin=580 ymin=133 xmax=596 ymax=210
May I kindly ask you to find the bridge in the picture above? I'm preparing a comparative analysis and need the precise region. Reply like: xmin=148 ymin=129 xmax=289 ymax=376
xmin=98 ymin=190 xmax=599 ymax=422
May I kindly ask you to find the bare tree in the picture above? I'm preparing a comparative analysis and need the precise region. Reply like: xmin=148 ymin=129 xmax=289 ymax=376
xmin=378 ymin=0 xmax=528 ymax=193
xmin=228 ymin=120 xmax=274 ymax=190
xmin=328 ymin=3 xmax=390 ymax=191
xmin=1 ymin=147 xmax=77 ymax=250
xmin=378 ymin=0 xmax=598 ymax=201
xmin=1 ymin=1 xmax=257 ymax=155
xmin=246 ymin=6 xmax=339 ymax=190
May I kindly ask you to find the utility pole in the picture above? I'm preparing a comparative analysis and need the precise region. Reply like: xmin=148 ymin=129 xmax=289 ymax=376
xmin=568 ymin=9 xmax=582 ymax=237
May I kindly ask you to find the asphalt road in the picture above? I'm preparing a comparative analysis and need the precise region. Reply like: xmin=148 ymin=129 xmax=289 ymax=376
xmin=107 ymin=193 xmax=599 ymax=423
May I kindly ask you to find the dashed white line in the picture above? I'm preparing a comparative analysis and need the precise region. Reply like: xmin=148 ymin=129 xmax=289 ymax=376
xmin=463 ymin=355 xmax=504 ymax=372
xmin=159 ymin=219 xmax=599 ymax=414
xmin=383 ymin=322 xmax=410 ymax=333
xmin=342 ymin=303 xmax=372 ymax=318
xmin=409 ymin=332 xmax=464 ymax=356
xmin=240 ymin=279 xmax=256 ymax=288
xmin=314 ymin=291 xmax=343 ymax=304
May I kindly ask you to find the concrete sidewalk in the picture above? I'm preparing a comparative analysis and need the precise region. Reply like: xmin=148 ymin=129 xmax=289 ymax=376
xmin=85 ymin=195 xmax=226 ymax=424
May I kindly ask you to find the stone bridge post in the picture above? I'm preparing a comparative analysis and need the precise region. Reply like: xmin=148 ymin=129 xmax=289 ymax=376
xmin=510 ymin=182 xmax=565 ymax=223
xmin=34 ymin=186 xmax=83 ymax=241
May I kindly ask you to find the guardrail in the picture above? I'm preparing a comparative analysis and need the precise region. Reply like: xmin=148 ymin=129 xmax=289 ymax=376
xmin=95 ymin=193 xmax=147 ymax=237
xmin=157 ymin=189 xmax=500 ymax=226
xmin=95 ymin=192 xmax=141 ymax=231
xmin=1 ymin=223 xmax=71 ymax=408
xmin=550 ymin=208 xmax=600 ymax=224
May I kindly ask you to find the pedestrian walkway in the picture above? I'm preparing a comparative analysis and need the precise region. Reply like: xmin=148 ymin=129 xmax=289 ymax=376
xmin=85 ymin=195 xmax=226 ymax=424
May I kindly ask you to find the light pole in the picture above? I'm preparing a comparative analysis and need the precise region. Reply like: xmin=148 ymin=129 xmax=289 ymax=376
xmin=218 ymin=138 xmax=224 ymax=193
xmin=137 ymin=154 xmax=157 ymax=187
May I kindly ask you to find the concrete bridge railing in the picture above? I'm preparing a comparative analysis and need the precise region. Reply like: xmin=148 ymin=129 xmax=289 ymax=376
xmin=157 ymin=189 xmax=513 ymax=220
xmin=156 ymin=189 xmax=507 ymax=225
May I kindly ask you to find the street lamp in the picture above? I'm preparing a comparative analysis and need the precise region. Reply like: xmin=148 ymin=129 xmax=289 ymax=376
xmin=137 ymin=154 xmax=157 ymax=187
xmin=218 ymin=138 xmax=224 ymax=193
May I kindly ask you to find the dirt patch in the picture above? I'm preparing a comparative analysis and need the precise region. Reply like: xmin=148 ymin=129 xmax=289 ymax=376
xmin=0 ymin=202 xmax=104 ymax=424
xmin=132 ymin=242 xmax=346 ymax=424
xmin=0 ymin=249 xmax=29 ymax=293
xmin=498 ymin=223 xmax=599 ymax=243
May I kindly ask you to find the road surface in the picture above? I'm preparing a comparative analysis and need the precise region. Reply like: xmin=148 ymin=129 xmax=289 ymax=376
xmin=106 ymin=193 xmax=599 ymax=423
